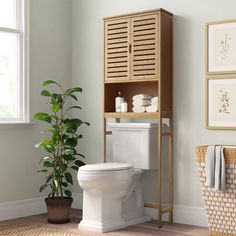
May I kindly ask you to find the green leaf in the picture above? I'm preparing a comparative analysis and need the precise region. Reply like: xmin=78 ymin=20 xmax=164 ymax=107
xmin=62 ymin=154 xmax=74 ymax=161
xmin=71 ymin=166 xmax=79 ymax=171
xmin=54 ymin=179 xmax=59 ymax=189
xmin=39 ymin=184 xmax=48 ymax=192
xmin=60 ymin=163 xmax=67 ymax=172
xmin=51 ymin=103 xmax=62 ymax=113
xmin=41 ymin=90 xmax=51 ymax=97
xmin=65 ymin=87 xmax=82 ymax=95
xmin=43 ymin=80 xmax=61 ymax=87
xmin=43 ymin=160 xmax=53 ymax=168
xmin=64 ymin=138 xmax=77 ymax=147
xmin=51 ymin=93 xmax=63 ymax=105
xmin=46 ymin=175 xmax=52 ymax=183
xmin=39 ymin=140 xmax=55 ymax=153
xmin=75 ymin=160 xmax=85 ymax=167
xmin=62 ymin=182 xmax=68 ymax=187
xmin=68 ymin=94 xmax=78 ymax=101
xmin=64 ymin=190 xmax=72 ymax=197
xmin=75 ymin=153 xmax=85 ymax=158
xmin=33 ymin=112 xmax=52 ymax=123
xmin=43 ymin=156 xmax=50 ymax=161
xmin=64 ymin=172 xmax=73 ymax=185
xmin=37 ymin=169 xmax=48 ymax=173
xmin=39 ymin=156 xmax=51 ymax=164
xmin=64 ymin=148 xmax=76 ymax=155
xmin=64 ymin=119 xmax=84 ymax=133
xmin=65 ymin=106 xmax=81 ymax=113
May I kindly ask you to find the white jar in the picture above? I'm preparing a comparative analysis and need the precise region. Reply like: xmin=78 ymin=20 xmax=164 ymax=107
xmin=121 ymin=101 xmax=128 ymax=113
xmin=115 ymin=92 xmax=124 ymax=112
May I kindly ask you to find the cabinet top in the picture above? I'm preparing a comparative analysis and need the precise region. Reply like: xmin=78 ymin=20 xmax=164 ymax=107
xmin=103 ymin=8 xmax=173 ymax=20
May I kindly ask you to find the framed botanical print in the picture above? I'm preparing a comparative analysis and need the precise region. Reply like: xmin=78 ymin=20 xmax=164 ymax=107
xmin=206 ymin=19 xmax=236 ymax=74
xmin=206 ymin=76 xmax=236 ymax=129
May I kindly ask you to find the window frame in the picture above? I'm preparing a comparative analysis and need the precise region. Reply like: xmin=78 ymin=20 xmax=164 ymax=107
xmin=0 ymin=0 xmax=30 ymax=123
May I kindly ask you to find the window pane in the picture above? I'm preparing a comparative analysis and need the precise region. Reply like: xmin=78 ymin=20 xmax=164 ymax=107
xmin=0 ymin=0 xmax=17 ymax=28
xmin=0 ymin=32 xmax=20 ymax=119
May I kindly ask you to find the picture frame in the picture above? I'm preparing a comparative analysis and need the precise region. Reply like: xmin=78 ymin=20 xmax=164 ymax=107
xmin=206 ymin=76 xmax=236 ymax=129
xmin=206 ymin=19 xmax=236 ymax=74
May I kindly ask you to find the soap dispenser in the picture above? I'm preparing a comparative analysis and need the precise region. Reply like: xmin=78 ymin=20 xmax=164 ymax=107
xmin=115 ymin=91 xmax=124 ymax=112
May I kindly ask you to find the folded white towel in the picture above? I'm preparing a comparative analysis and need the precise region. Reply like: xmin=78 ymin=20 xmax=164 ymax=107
xmin=151 ymin=101 xmax=158 ymax=106
xmin=151 ymin=96 xmax=159 ymax=103
xmin=133 ymin=94 xmax=152 ymax=101
xmin=206 ymin=145 xmax=226 ymax=192
xmin=132 ymin=106 xmax=146 ymax=113
xmin=133 ymin=100 xmax=151 ymax=107
xmin=146 ymin=105 xmax=158 ymax=112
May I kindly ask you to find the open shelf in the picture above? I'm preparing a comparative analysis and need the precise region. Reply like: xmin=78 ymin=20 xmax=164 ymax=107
xmin=104 ymin=81 xmax=158 ymax=113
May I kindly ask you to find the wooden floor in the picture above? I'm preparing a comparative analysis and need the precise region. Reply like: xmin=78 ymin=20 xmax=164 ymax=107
xmin=0 ymin=209 xmax=209 ymax=236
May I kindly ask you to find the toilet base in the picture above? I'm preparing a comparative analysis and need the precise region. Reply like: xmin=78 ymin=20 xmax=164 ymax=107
xmin=78 ymin=215 xmax=152 ymax=233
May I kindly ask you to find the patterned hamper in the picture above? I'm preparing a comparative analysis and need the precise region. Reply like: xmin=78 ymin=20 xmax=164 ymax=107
xmin=196 ymin=146 xmax=236 ymax=236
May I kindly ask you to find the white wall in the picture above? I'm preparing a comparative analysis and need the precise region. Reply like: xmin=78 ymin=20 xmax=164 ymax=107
xmin=1 ymin=0 xmax=236 ymax=225
xmin=0 ymin=0 xmax=72 ymax=203
xmin=71 ymin=0 xmax=236 ymax=210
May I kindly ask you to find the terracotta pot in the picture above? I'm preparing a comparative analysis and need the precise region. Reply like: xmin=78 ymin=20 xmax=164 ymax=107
xmin=45 ymin=197 xmax=73 ymax=224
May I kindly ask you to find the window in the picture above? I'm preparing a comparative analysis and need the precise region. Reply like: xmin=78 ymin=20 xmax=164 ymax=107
xmin=0 ymin=0 xmax=29 ymax=123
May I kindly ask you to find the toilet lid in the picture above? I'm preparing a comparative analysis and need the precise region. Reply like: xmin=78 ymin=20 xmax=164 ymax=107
xmin=79 ymin=163 xmax=133 ymax=172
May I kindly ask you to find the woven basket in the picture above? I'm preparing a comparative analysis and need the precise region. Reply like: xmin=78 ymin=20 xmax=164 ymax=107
xmin=196 ymin=146 xmax=236 ymax=236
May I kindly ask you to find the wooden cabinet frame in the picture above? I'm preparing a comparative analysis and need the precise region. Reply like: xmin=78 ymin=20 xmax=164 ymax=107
xmin=103 ymin=8 xmax=173 ymax=227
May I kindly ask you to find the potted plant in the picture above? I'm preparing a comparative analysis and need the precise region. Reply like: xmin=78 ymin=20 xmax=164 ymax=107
xmin=34 ymin=80 xmax=89 ymax=224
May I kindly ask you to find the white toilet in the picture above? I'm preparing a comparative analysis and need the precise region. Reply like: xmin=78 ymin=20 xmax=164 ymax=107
xmin=77 ymin=123 xmax=157 ymax=233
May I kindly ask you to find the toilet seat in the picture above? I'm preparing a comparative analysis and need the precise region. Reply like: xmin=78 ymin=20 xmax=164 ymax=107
xmin=79 ymin=163 xmax=133 ymax=172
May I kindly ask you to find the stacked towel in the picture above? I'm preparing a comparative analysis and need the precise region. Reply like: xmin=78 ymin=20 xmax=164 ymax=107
xmin=146 ymin=96 xmax=159 ymax=113
xmin=146 ymin=106 xmax=158 ymax=112
xmin=151 ymin=96 xmax=158 ymax=105
xmin=132 ymin=94 xmax=152 ymax=113
xmin=133 ymin=94 xmax=152 ymax=100
xmin=205 ymin=145 xmax=226 ymax=192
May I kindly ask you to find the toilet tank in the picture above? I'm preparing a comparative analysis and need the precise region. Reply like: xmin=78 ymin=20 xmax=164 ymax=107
xmin=108 ymin=123 xmax=158 ymax=170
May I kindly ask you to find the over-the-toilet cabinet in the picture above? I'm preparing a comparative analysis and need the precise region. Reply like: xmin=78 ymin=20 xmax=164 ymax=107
xmin=104 ymin=10 xmax=171 ymax=82
xmin=103 ymin=8 xmax=173 ymax=228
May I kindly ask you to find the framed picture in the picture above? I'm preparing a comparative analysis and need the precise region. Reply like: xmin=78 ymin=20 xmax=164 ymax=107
xmin=206 ymin=76 xmax=236 ymax=129
xmin=206 ymin=19 xmax=236 ymax=74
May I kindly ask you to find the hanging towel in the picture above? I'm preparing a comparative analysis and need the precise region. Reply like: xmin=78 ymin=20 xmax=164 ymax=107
xmin=146 ymin=105 xmax=158 ymax=112
xmin=133 ymin=100 xmax=151 ymax=107
xmin=206 ymin=145 xmax=226 ymax=192
xmin=132 ymin=94 xmax=152 ymax=101
xmin=132 ymin=106 xmax=146 ymax=113
xmin=151 ymin=96 xmax=159 ymax=103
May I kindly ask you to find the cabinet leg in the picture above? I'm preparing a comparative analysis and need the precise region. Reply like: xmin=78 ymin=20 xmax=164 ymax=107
xmin=103 ymin=117 xmax=106 ymax=163
xmin=168 ymin=118 xmax=173 ymax=223
xmin=157 ymin=117 xmax=163 ymax=227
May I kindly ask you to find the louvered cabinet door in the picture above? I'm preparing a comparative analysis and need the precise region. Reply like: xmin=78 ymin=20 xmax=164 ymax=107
xmin=104 ymin=18 xmax=130 ymax=82
xmin=130 ymin=14 xmax=159 ymax=80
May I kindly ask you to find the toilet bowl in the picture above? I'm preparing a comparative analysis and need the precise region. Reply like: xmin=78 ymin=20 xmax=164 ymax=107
xmin=77 ymin=123 xmax=158 ymax=232
xmin=77 ymin=163 xmax=151 ymax=232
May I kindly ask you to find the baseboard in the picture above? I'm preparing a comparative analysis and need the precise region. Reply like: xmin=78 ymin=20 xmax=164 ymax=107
xmin=0 ymin=193 xmax=208 ymax=227
xmin=0 ymin=192 xmax=83 ymax=222
xmin=0 ymin=197 xmax=46 ymax=221
xmin=144 ymin=204 xmax=208 ymax=227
